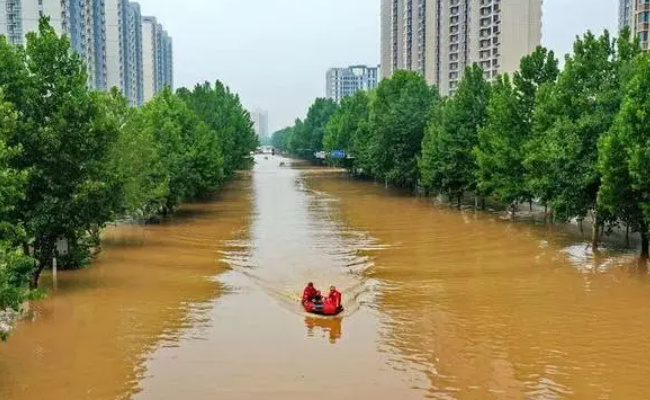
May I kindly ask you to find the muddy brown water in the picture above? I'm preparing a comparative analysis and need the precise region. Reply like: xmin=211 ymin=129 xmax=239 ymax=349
xmin=1 ymin=156 xmax=650 ymax=400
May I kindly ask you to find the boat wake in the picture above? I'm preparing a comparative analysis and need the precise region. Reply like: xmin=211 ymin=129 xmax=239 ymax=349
xmin=218 ymin=162 xmax=387 ymax=318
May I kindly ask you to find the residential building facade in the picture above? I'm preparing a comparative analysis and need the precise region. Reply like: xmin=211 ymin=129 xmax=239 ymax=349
xmin=142 ymin=16 xmax=172 ymax=102
xmin=105 ymin=0 xmax=144 ymax=105
xmin=251 ymin=109 xmax=269 ymax=140
xmin=124 ymin=1 xmax=143 ymax=105
xmin=0 ymin=0 xmax=169 ymax=104
xmin=0 ymin=0 xmax=107 ymax=89
xmin=619 ymin=0 xmax=650 ymax=50
xmin=105 ymin=0 xmax=126 ymax=92
xmin=326 ymin=65 xmax=380 ymax=102
xmin=380 ymin=0 xmax=543 ymax=95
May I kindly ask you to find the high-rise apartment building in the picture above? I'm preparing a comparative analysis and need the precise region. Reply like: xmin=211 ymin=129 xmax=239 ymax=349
xmin=619 ymin=0 xmax=650 ymax=50
xmin=142 ymin=16 xmax=172 ymax=102
xmin=1 ymin=1 xmax=168 ymax=104
xmin=381 ymin=0 xmax=542 ymax=95
xmin=105 ymin=0 xmax=143 ymax=105
xmin=105 ymin=0 xmax=126 ymax=91
xmin=326 ymin=65 xmax=380 ymax=102
xmin=251 ymin=109 xmax=269 ymax=140
xmin=620 ymin=0 xmax=634 ymax=30
xmin=124 ymin=2 xmax=143 ymax=105
xmin=0 ymin=0 xmax=107 ymax=90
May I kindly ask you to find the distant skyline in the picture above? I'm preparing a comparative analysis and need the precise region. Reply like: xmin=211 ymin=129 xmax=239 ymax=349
xmin=135 ymin=0 xmax=617 ymax=133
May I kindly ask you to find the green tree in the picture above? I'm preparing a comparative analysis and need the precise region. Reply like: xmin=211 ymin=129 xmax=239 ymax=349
xmin=324 ymin=91 xmax=370 ymax=167
xmin=178 ymin=82 xmax=257 ymax=178
xmin=0 ymin=93 xmax=31 ymax=318
xmin=97 ymin=89 xmax=169 ymax=219
xmin=271 ymin=127 xmax=292 ymax=151
xmin=475 ymin=48 xmax=559 ymax=212
xmin=287 ymin=118 xmax=307 ymax=155
xmin=286 ymin=98 xmax=338 ymax=159
xmin=140 ymin=88 xmax=224 ymax=213
xmin=599 ymin=53 xmax=650 ymax=258
xmin=0 ymin=18 xmax=123 ymax=285
xmin=305 ymin=98 xmax=338 ymax=154
xmin=526 ymin=30 xmax=640 ymax=249
xmin=370 ymin=71 xmax=437 ymax=189
xmin=420 ymin=65 xmax=490 ymax=205
xmin=475 ymin=75 xmax=525 ymax=210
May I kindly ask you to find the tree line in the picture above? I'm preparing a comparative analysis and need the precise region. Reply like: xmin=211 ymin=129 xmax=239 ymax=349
xmin=0 ymin=19 xmax=257 ymax=320
xmin=273 ymin=28 xmax=650 ymax=258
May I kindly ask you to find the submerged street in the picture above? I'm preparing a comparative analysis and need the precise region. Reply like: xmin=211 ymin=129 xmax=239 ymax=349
xmin=2 ymin=155 xmax=650 ymax=400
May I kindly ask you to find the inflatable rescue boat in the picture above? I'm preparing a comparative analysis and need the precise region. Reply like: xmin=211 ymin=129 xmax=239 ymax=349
xmin=302 ymin=300 xmax=344 ymax=316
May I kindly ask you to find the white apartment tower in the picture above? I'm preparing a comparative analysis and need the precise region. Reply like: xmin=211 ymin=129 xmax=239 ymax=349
xmin=124 ymin=2 xmax=143 ymax=105
xmin=142 ymin=16 xmax=172 ymax=102
xmin=251 ymin=109 xmax=269 ymax=140
xmin=619 ymin=0 xmax=650 ymax=50
xmin=326 ymin=65 xmax=380 ymax=102
xmin=1 ymin=1 xmax=167 ymax=103
xmin=105 ymin=0 xmax=125 ymax=92
xmin=0 ymin=0 xmax=107 ymax=90
xmin=381 ymin=0 xmax=543 ymax=95
xmin=104 ymin=0 xmax=143 ymax=105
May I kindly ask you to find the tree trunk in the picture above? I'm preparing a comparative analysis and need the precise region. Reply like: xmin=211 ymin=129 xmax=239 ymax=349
xmin=591 ymin=213 xmax=600 ymax=253
xmin=544 ymin=204 xmax=548 ymax=222
xmin=457 ymin=194 xmax=462 ymax=210
xmin=31 ymin=262 xmax=46 ymax=290
xmin=481 ymin=197 xmax=486 ymax=211
xmin=642 ymin=230 xmax=649 ymax=259
xmin=529 ymin=201 xmax=533 ymax=212
xmin=474 ymin=195 xmax=478 ymax=210
xmin=30 ymin=238 xmax=54 ymax=289
xmin=626 ymin=224 xmax=630 ymax=248
xmin=511 ymin=202 xmax=516 ymax=219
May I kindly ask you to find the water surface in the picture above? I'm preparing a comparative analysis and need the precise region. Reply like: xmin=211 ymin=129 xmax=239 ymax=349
xmin=1 ymin=156 xmax=649 ymax=400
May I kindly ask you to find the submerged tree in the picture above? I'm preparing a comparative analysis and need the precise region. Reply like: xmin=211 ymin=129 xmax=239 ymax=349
xmin=476 ymin=47 xmax=559 ymax=212
xmin=0 ymin=93 xmax=31 ymax=315
xmin=0 ymin=19 xmax=122 ymax=285
xmin=178 ymin=81 xmax=258 ymax=177
xmin=420 ymin=64 xmax=490 ymax=205
xmin=599 ymin=53 xmax=650 ymax=258
xmin=525 ymin=29 xmax=640 ymax=250
xmin=370 ymin=71 xmax=437 ymax=189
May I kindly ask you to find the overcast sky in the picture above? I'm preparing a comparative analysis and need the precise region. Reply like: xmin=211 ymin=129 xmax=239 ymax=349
xmin=136 ymin=0 xmax=618 ymax=133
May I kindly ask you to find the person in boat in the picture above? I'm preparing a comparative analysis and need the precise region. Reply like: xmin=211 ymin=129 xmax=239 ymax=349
xmin=322 ymin=286 xmax=343 ymax=314
xmin=327 ymin=286 xmax=342 ymax=309
xmin=302 ymin=282 xmax=322 ymax=303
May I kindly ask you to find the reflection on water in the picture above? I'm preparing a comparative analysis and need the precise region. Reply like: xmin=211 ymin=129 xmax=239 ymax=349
xmin=305 ymin=316 xmax=342 ymax=344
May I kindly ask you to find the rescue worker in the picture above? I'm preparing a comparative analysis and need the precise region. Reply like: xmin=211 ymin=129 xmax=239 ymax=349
xmin=302 ymin=282 xmax=320 ymax=303
xmin=322 ymin=286 xmax=343 ymax=314
xmin=327 ymin=286 xmax=342 ymax=310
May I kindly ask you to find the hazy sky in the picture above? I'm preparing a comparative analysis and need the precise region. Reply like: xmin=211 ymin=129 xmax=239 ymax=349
xmin=136 ymin=0 xmax=618 ymax=132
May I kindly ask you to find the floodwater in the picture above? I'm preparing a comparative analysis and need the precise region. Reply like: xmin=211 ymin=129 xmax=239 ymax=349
xmin=2 ymin=156 xmax=650 ymax=400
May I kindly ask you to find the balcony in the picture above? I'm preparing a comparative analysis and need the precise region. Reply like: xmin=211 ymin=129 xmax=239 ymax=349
xmin=637 ymin=3 xmax=650 ymax=12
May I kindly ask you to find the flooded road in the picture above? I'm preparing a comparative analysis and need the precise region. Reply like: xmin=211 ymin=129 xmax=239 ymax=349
xmin=2 ymin=156 xmax=650 ymax=399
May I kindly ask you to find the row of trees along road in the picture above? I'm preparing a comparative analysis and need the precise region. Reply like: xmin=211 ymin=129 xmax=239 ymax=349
xmin=272 ymin=27 xmax=650 ymax=259
xmin=0 ymin=18 xmax=258 ymax=323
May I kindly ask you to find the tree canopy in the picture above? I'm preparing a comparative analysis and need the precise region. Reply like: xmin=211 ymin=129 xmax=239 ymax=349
xmin=0 ymin=17 xmax=258 ymax=330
